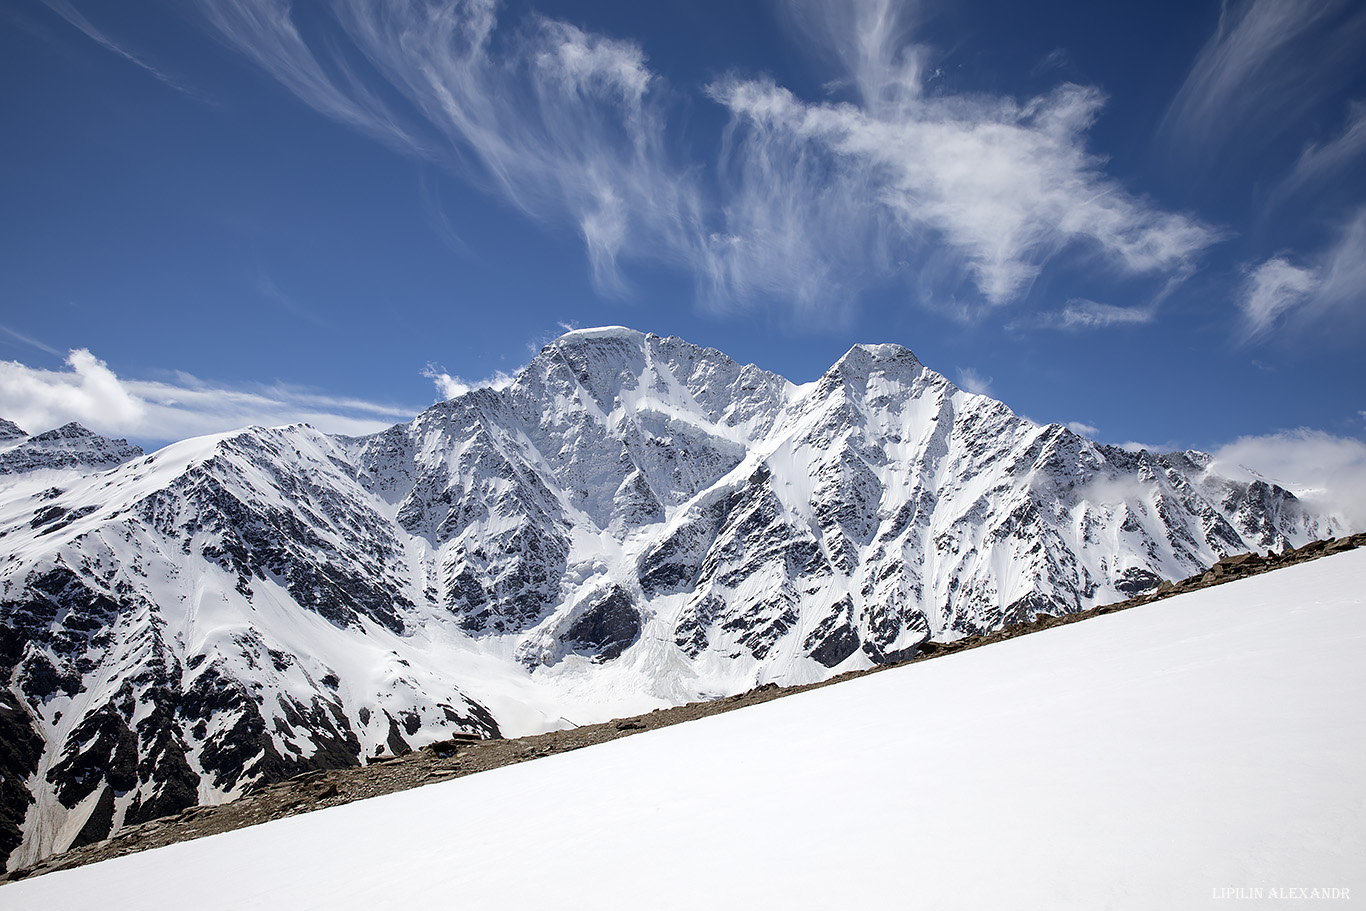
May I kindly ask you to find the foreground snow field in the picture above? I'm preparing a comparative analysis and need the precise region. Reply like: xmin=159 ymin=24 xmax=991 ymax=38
xmin=6 ymin=549 xmax=1363 ymax=910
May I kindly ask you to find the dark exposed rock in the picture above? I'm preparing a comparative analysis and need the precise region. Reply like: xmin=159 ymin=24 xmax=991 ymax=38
xmin=47 ymin=707 xmax=139 ymax=808
xmin=1115 ymin=566 xmax=1163 ymax=596
xmin=0 ymin=691 xmax=43 ymax=870
xmin=806 ymin=621 xmax=861 ymax=668
xmin=68 ymin=786 xmax=116 ymax=851
xmin=0 ymin=419 xmax=26 ymax=442
xmin=560 ymin=587 xmax=642 ymax=663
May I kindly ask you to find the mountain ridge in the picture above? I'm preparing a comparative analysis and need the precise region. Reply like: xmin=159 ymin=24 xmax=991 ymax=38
xmin=0 ymin=328 xmax=1344 ymax=869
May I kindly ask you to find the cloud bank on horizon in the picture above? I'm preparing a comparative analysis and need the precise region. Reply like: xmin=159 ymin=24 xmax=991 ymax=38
xmin=0 ymin=349 xmax=417 ymax=444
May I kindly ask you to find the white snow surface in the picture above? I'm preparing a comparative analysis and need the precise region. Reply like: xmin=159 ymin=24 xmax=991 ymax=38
xmin=7 ymin=549 xmax=1363 ymax=910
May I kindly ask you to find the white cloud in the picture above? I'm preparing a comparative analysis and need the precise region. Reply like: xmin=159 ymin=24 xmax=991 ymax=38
xmin=955 ymin=366 xmax=993 ymax=396
xmin=183 ymin=0 xmax=1215 ymax=321
xmin=1028 ymin=298 xmax=1156 ymax=331
xmin=195 ymin=0 xmax=702 ymax=296
xmin=1239 ymin=208 xmax=1366 ymax=340
xmin=1239 ymin=256 xmax=1320 ymax=340
xmin=702 ymin=0 xmax=1217 ymax=313
xmin=0 ymin=349 xmax=417 ymax=447
xmin=421 ymin=365 xmax=515 ymax=401
xmin=1161 ymin=0 xmax=1366 ymax=163
xmin=1212 ymin=429 xmax=1366 ymax=531
xmin=1067 ymin=421 xmax=1099 ymax=437
xmin=0 ymin=349 xmax=147 ymax=432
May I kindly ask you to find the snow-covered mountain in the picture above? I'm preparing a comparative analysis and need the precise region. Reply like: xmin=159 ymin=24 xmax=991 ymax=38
xmin=0 ymin=422 xmax=142 ymax=475
xmin=0 ymin=328 xmax=1341 ymax=869
xmin=6 ymin=548 xmax=1363 ymax=910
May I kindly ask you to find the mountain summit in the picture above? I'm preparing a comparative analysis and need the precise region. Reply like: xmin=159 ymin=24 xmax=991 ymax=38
xmin=0 ymin=329 xmax=1338 ymax=869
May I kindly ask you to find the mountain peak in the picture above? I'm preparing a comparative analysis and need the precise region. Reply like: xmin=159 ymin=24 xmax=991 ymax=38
xmin=0 ymin=421 xmax=143 ymax=474
xmin=550 ymin=326 xmax=648 ymax=347
xmin=29 ymin=422 xmax=99 ymax=443
xmin=819 ymin=343 xmax=926 ymax=393
xmin=0 ymin=418 xmax=26 ymax=443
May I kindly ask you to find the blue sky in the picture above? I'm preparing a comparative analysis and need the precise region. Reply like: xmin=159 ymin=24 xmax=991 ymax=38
xmin=2 ymin=0 xmax=1364 ymax=514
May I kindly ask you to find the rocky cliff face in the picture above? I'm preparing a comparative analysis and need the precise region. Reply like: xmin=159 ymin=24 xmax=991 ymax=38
xmin=0 ymin=328 xmax=1339 ymax=869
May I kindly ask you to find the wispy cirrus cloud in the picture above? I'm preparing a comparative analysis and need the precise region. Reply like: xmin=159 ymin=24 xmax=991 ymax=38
xmin=704 ymin=0 xmax=1218 ymax=313
xmin=0 ymin=323 xmax=62 ymax=356
xmin=196 ymin=0 xmax=702 ymax=294
xmin=50 ymin=0 xmax=1214 ymax=322
xmin=1160 ymin=0 xmax=1366 ymax=165
xmin=190 ymin=0 xmax=1217 ymax=319
xmin=1274 ymin=102 xmax=1366 ymax=206
xmin=0 ymin=349 xmax=418 ymax=447
xmin=1239 ymin=208 xmax=1366 ymax=341
xmin=41 ymin=0 xmax=197 ymax=95
xmin=196 ymin=0 xmax=426 ymax=153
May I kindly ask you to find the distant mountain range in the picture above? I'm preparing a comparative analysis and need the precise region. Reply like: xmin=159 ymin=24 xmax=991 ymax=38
xmin=0 ymin=327 xmax=1340 ymax=870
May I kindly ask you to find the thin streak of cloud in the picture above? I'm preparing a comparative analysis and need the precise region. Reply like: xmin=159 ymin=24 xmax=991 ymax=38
xmin=41 ymin=0 xmax=198 ymax=96
xmin=1067 ymin=421 xmax=1099 ymax=437
xmin=0 ymin=349 xmax=418 ymax=447
xmin=255 ymin=272 xmax=327 ymax=327
xmin=1276 ymin=102 xmax=1366 ymax=202
xmin=196 ymin=0 xmax=426 ymax=155
xmin=0 ymin=324 xmax=62 ymax=356
xmin=417 ymin=170 xmax=474 ymax=261
xmin=196 ymin=0 xmax=702 ymax=295
xmin=1160 ymin=0 xmax=1366 ymax=165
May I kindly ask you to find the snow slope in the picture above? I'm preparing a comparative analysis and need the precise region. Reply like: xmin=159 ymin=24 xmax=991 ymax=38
xmin=6 ymin=549 xmax=1362 ymax=910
